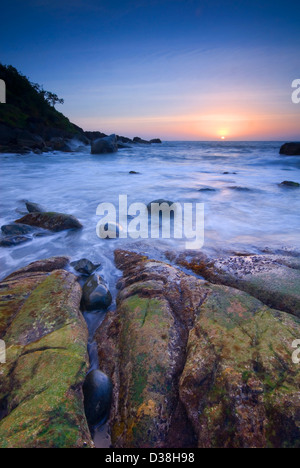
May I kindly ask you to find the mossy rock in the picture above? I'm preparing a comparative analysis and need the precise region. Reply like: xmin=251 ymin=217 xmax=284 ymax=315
xmin=0 ymin=257 xmax=93 ymax=448
xmin=101 ymin=251 xmax=300 ymax=449
xmin=180 ymin=284 xmax=300 ymax=448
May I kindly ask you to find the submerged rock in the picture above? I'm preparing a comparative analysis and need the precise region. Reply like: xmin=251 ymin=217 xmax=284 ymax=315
xmin=280 ymin=142 xmax=300 ymax=156
xmin=1 ymin=224 xmax=36 ymax=236
xmin=82 ymin=274 xmax=112 ymax=311
xmin=0 ymin=235 xmax=32 ymax=247
xmin=71 ymin=258 xmax=101 ymax=276
xmin=91 ymin=134 xmax=118 ymax=154
xmin=280 ymin=181 xmax=300 ymax=188
xmin=0 ymin=257 xmax=92 ymax=448
xmin=95 ymin=250 xmax=300 ymax=448
xmin=83 ymin=370 xmax=113 ymax=427
xmin=15 ymin=212 xmax=83 ymax=232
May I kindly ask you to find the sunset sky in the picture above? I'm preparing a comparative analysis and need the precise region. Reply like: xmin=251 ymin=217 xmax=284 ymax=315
xmin=1 ymin=0 xmax=299 ymax=140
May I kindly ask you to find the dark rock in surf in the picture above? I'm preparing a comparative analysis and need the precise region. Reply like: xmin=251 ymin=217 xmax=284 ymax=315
xmin=0 ymin=235 xmax=32 ymax=247
xmin=25 ymin=202 xmax=45 ymax=213
xmin=279 ymin=181 xmax=300 ymax=188
xmin=91 ymin=134 xmax=118 ymax=154
xmin=71 ymin=258 xmax=101 ymax=276
xmin=279 ymin=142 xmax=300 ymax=156
xmin=15 ymin=212 xmax=83 ymax=232
xmin=83 ymin=370 xmax=113 ymax=427
xmin=1 ymin=224 xmax=36 ymax=236
xmin=82 ymin=274 xmax=112 ymax=311
xmin=150 ymin=138 xmax=162 ymax=144
xmin=147 ymin=199 xmax=176 ymax=212
xmin=133 ymin=137 xmax=151 ymax=145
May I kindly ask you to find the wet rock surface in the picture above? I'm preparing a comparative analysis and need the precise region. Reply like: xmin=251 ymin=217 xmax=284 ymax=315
xmin=95 ymin=250 xmax=300 ymax=448
xmin=71 ymin=258 xmax=101 ymax=277
xmin=0 ymin=257 xmax=93 ymax=448
xmin=83 ymin=370 xmax=113 ymax=427
xmin=82 ymin=274 xmax=112 ymax=311
xmin=177 ymin=251 xmax=300 ymax=318
xmin=15 ymin=212 xmax=83 ymax=232
xmin=280 ymin=142 xmax=300 ymax=156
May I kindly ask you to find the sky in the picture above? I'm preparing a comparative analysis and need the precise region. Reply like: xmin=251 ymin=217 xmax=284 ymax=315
xmin=1 ymin=0 xmax=300 ymax=140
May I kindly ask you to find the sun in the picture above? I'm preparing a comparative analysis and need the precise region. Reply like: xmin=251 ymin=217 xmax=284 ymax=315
xmin=220 ymin=136 xmax=225 ymax=140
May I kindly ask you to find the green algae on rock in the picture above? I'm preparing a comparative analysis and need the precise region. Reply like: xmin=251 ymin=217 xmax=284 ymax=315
xmin=96 ymin=250 xmax=300 ymax=449
xmin=0 ymin=257 xmax=93 ymax=448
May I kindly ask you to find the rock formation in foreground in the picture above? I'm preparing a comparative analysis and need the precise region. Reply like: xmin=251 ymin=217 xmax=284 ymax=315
xmin=96 ymin=250 xmax=300 ymax=448
xmin=0 ymin=257 xmax=93 ymax=448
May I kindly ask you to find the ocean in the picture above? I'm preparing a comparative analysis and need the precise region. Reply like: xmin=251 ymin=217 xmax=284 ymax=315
xmin=1 ymin=140 xmax=300 ymax=283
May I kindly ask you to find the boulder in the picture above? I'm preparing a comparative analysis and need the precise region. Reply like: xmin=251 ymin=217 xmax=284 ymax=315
xmin=48 ymin=137 xmax=72 ymax=152
xmin=82 ymin=274 xmax=112 ymax=311
xmin=150 ymin=139 xmax=162 ymax=144
xmin=133 ymin=137 xmax=151 ymax=145
xmin=1 ymin=224 xmax=36 ymax=236
xmin=15 ymin=212 xmax=83 ymax=232
xmin=279 ymin=143 xmax=300 ymax=156
xmin=83 ymin=370 xmax=113 ymax=427
xmin=71 ymin=258 xmax=101 ymax=276
xmin=91 ymin=135 xmax=118 ymax=154
xmin=0 ymin=257 xmax=93 ymax=448
xmin=25 ymin=201 xmax=45 ymax=213
xmin=279 ymin=181 xmax=300 ymax=188
xmin=0 ymin=235 xmax=32 ymax=247
xmin=95 ymin=250 xmax=300 ymax=448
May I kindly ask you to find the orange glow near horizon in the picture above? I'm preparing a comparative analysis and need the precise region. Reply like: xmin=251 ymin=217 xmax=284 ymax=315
xmin=75 ymin=107 xmax=300 ymax=141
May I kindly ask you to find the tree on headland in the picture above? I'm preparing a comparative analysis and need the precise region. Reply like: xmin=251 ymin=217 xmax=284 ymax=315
xmin=0 ymin=64 xmax=78 ymax=134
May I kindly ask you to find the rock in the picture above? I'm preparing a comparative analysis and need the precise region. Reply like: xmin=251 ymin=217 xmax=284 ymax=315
xmin=25 ymin=202 xmax=45 ymax=213
xmin=117 ymin=142 xmax=131 ymax=149
xmin=280 ymin=142 xmax=300 ymax=156
xmin=178 ymin=252 xmax=300 ymax=318
xmin=147 ymin=199 xmax=176 ymax=212
xmin=279 ymin=181 xmax=300 ymax=188
xmin=83 ymin=370 xmax=113 ymax=427
xmin=95 ymin=250 xmax=300 ymax=448
xmin=198 ymin=187 xmax=216 ymax=192
xmin=0 ymin=235 xmax=32 ymax=247
xmin=0 ymin=257 xmax=93 ymax=448
xmin=129 ymin=171 xmax=140 ymax=175
xmin=84 ymin=131 xmax=107 ymax=142
xmin=179 ymin=283 xmax=300 ymax=448
xmin=133 ymin=137 xmax=151 ymax=145
xmin=150 ymin=139 xmax=162 ymax=144
xmin=48 ymin=137 xmax=72 ymax=152
xmin=117 ymin=136 xmax=133 ymax=144
xmin=6 ymin=256 xmax=70 ymax=279
xmin=1 ymin=224 xmax=36 ymax=236
xmin=15 ymin=212 xmax=83 ymax=232
xmin=91 ymin=135 xmax=118 ymax=154
xmin=15 ymin=130 xmax=45 ymax=150
xmin=71 ymin=258 xmax=100 ymax=276
xmin=82 ymin=274 xmax=112 ymax=311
